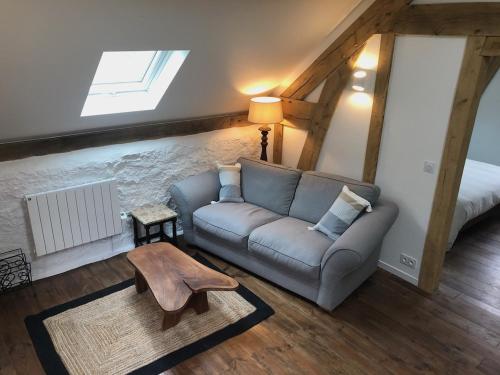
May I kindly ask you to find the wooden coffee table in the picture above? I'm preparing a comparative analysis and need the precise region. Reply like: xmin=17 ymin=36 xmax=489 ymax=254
xmin=127 ymin=243 xmax=239 ymax=330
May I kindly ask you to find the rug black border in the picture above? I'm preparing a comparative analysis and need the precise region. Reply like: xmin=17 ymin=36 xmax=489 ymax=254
xmin=25 ymin=254 xmax=274 ymax=375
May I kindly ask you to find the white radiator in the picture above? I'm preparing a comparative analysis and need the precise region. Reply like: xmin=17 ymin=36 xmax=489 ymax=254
xmin=26 ymin=180 xmax=122 ymax=256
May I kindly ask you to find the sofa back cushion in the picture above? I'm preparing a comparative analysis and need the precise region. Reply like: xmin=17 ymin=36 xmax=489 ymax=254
xmin=238 ymin=157 xmax=302 ymax=215
xmin=289 ymin=171 xmax=380 ymax=224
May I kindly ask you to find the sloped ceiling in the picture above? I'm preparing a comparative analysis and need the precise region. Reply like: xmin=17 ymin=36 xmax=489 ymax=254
xmin=0 ymin=0 xmax=361 ymax=141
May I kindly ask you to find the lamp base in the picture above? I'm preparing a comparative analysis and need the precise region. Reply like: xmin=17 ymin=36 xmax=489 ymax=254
xmin=258 ymin=126 xmax=272 ymax=161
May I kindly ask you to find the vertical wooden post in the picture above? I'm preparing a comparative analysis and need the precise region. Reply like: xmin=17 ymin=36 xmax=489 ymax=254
xmin=273 ymin=123 xmax=284 ymax=164
xmin=362 ymin=33 xmax=396 ymax=183
xmin=418 ymin=37 xmax=489 ymax=292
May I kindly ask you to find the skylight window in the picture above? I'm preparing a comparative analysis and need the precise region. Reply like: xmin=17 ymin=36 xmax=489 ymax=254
xmin=81 ymin=50 xmax=189 ymax=117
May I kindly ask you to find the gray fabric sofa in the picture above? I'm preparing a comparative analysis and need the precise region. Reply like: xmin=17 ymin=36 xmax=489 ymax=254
xmin=170 ymin=157 xmax=398 ymax=310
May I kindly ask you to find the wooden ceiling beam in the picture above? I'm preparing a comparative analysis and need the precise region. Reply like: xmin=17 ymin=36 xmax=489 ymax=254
xmin=281 ymin=98 xmax=317 ymax=120
xmin=281 ymin=97 xmax=318 ymax=130
xmin=296 ymin=48 xmax=364 ymax=170
xmin=280 ymin=0 xmax=411 ymax=100
xmin=480 ymin=36 xmax=500 ymax=56
xmin=362 ymin=33 xmax=396 ymax=184
xmin=392 ymin=3 xmax=500 ymax=36
xmin=0 ymin=112 xmax=251 ymax=162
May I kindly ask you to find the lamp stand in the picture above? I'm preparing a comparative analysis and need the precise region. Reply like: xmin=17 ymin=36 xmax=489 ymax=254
xmin=258 ymin=125 xmax=271 ymax=161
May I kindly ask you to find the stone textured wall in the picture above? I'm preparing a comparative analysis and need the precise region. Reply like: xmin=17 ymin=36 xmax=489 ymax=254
xmin=0 ymin=125 xmax=263 ymax=279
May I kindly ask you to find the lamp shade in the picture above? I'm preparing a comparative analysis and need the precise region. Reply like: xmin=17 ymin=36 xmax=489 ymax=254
xmin=248 ymin=97 xmax=283 ymax=124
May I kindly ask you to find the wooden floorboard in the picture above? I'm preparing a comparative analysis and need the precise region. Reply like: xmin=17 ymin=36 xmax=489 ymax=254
xmin=1 ymin=231 xmax=500 ymax=374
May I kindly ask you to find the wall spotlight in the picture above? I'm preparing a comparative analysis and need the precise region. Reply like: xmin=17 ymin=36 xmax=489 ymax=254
xmin=352 ymin=85 xmax=365 ymax=92
xmin=353 ymin=70 xmax=367 ymax=79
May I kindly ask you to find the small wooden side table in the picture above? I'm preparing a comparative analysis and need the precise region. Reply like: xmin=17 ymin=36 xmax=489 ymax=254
xmin=131 ymin=204 xmax=178 ymax=247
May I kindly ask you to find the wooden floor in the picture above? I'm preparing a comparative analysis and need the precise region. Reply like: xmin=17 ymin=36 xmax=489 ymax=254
xmin=2 ymin=227 xmax=500 ymax=375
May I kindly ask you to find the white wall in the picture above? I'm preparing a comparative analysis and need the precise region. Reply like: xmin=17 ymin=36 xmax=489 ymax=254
xmin=467 ymin=71 xmax=500 ymax=166
xmin=277 ymin=0 xmax=376 ymax=170
xmin=279 ymin=34 xmax=380 ymax=177
xmin=0 ymin=126 xmax=263 ymax=280
xmin=0 ymin=0 xmax=360 ymax=141
xmin=375 ymin=36 xmax=466 ymax=284
xmin=315 ymin=35 xmax=380 ymax=179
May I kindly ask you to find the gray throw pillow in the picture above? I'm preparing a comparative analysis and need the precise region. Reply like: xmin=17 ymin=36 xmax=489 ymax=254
xmin=216 ymin=163 xmax=244 ymax=203
xmin=308 ymin=185 xmax=372 ymax=240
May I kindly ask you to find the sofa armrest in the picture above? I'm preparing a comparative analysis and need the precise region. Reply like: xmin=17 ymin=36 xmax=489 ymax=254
xmin=320 ymin=199 xmax=399 ymax=275
xmin=316 ymin=199 xmax=398 ymax=310
xmin=169 ymin=170 xmax=220 ymax=234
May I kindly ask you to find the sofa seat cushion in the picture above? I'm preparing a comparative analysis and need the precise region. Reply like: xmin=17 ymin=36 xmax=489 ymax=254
xmin=248 ymin=217 xmax=334 ymax=280
xmin=193 ymin=203 xmax=281 ymax=247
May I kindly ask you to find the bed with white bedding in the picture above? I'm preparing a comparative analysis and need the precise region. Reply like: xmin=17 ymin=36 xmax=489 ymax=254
xmin=448 ymin=159 xmax=500 ymax=249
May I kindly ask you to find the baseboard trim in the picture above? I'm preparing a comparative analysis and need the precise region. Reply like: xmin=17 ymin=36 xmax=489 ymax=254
xmin=378 ymin=260 xmax=419 ymax=286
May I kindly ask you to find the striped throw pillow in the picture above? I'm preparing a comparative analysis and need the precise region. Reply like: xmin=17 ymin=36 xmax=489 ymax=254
xmin=216 ymin=162 xmax=244 ymax=203
xmin=308 ymin=185 xmax=372 ymax=240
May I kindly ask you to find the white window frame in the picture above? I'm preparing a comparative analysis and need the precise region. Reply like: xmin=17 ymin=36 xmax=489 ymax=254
xmin=81 ymin=50 xmax=189 ymax=117
xmin=88 ymin=51 xmax=172 ymax=96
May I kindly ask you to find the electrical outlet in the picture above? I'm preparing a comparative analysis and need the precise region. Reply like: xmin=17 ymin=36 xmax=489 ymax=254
xmin=423 ymin=160 xmax=436 ymax=174
xmin=400 ymin=253 xmax=417 ymax=269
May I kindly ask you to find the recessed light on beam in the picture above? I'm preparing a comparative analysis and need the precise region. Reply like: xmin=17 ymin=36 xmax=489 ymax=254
xmin=352 ymin=85 xmax=365 ymax=92
xmin=353 ymin=70 xmax=367 ymax=79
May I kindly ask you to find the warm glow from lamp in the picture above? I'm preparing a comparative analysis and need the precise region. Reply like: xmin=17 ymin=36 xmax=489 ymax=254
xmin=248 ymin=97 xmax=283 ymax=124
xmin=240 ymin=81 xmax=278 ymax=95
xmin=356 ymin=53 xmax=378 ymax=70
xmin=349 ymin=92 xmax=373 ymax=107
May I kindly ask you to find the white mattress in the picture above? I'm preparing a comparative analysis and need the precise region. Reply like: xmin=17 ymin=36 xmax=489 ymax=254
xmin=448 ymin=159 xmax=500 ymax=249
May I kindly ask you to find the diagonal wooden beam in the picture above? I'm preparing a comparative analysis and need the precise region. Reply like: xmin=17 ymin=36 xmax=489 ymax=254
xmin=362 ymin=33 xmax=396 ymax=184
xmin=419 ymin=37 xmax=489 ymax=293
xmin=296 ymin=48 xmax=364 ymax=170
xmin=392 ymin=3 xmax=500 ymax=36
xmin=281 ymin=0 xmax=411 ymax=100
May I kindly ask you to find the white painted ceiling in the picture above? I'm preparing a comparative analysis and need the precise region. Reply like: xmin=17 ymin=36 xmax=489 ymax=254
xmin=0 ymin=0 xmax=361 ymax=141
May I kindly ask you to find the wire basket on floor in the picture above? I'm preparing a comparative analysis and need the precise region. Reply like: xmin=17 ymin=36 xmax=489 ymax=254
xmin=0 ymin=248 xmax=32 ymax=294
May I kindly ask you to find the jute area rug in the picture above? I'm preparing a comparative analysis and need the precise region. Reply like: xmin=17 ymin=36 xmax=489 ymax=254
xmin=25 ymin=255 xmax=274 ymax=375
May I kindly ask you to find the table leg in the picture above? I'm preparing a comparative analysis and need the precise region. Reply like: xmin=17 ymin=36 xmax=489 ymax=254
xmin=133 ymin=218 xmax=139 ymax=247
xmin=145 ymin=225 xmax=151 ymax=244
xmin=172 ymin=218 xmax=178 ymax=245
xmin=159 ymin=222 xmax=166 ymax=242
xmin=189 ymin=292 xmax=209 ymax=315
xmin=162 ymin=312 xmax=181 ymax=331
xmin=135 ymin=270 xmax=147 ymax=293
xmin=161 ymin=292 xmax=209 ymax=331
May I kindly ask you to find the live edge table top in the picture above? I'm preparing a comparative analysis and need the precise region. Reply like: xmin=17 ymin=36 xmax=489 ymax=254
xmin=126 ymin=243 xmax=239 ymax=313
